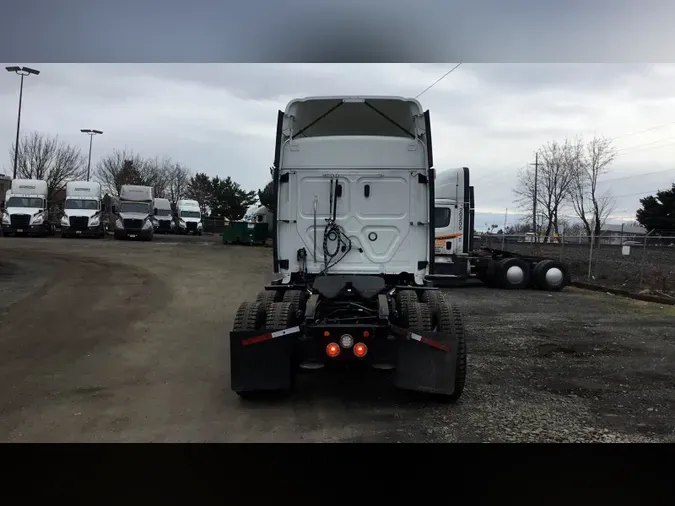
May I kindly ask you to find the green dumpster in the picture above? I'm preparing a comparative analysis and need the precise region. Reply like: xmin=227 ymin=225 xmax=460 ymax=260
xmin=223 ymin=221 xmax=268 ymax=245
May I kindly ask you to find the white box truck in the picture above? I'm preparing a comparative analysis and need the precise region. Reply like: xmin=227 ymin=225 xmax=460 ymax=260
xmin=229 ymin=95 xmax=466 ymax=402
xmin=60 ymin=181 xmax=105 ymax=238
xmin=113 ymin=185 xmax=155 ymax=241
xmin=2 ymin=178 xmax=52 ymax=237
xmin=152 ymin=197 xmax=175 ymax=233
xmin=176 ymin=199 xmax=203 ymax=235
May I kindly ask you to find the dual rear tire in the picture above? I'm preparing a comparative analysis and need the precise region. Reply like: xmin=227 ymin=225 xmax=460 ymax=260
xmin=479 ymin=258 xmax=569 ymax=291
xmin=233 ymin=290 xmax=306 ymax=400
xmin=396 ymin=290 xmax=466 ymax=403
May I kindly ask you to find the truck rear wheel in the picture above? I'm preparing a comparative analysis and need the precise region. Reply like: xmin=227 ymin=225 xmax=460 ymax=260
xmin=433 ymin=302 xmax=467 ymax=403
xmin=232 ymin=301 xmax=265 ymax=332
xmin=422 ymin=290 xmax=447 ymax=314
xmin=232 ymin=301 xmax=288 ymax=400
xmin=282 ymin=289 xmax=306 ymax=316
xmin=264 ymin=301 xmax=297 ymax=331
xmin=255 ymin=290 xmax=280 ymax=314
xmin=532 ymin=259 xmax=570 ymax=291
xmin=396 ymin=290 xmax=419 ymax=326
xmin=406 ymin=301 xmax=433 ymax=332
xmin=496 ymin=257 xmax=530 ymax=289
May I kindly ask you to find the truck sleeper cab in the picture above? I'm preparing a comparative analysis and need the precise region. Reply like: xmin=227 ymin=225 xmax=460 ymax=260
xmin=2 ymin=179 xmax=52 ymax=237
xmin=152 ymin=198 xmax=175 ymax=233
xmin=176 ymin=199 xmax=203 ymax=235
xmin=229 ymin=96 xmax=467 ymax=402
xmin=114 ymin=185 xmax=155 ymax=241
xmin=60 ymin=181 xmax=105 ymax=238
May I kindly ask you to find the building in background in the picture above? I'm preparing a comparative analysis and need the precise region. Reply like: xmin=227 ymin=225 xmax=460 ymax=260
xmin=599 ymin=223 xmax=647 ymax=245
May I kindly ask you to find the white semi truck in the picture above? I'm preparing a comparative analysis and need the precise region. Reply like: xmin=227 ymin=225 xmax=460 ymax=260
xmin=2 ymin=178 xmax=52 ymax=237
xmin=176 ymin=199 xmax=203 ymax=235
xmin=113 ymin=185 xmax=155 ymax=241
xmin=152 ymin=197 xmax=175 ymax=233
xmin=229 ymin=95 xmax=466 ymax=402
xmin=429 ymin=167 xmax=570 ymax=291
xmin=60 ymin=181 xmax=105 ymax=238
xmin=243 ymin=204 xmax=273 ymax=234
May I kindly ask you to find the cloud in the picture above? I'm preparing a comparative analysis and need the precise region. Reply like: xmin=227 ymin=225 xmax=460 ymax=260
xmin=2 ymin=63 xmax=675 ymax=220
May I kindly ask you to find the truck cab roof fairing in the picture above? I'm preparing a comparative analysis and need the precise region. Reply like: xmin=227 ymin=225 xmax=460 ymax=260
xmin=282 ymin=96 xmax=426 ymax=140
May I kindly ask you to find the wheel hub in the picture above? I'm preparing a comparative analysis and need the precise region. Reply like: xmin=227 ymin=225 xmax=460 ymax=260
xmin=545 ymin=267 xmax=564 ymax=286
xmin=506 ymin=265 xmax=524 ymax=284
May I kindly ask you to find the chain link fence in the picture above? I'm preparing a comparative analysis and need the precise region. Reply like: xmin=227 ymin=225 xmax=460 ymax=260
xmin=474 ymin=233 xmax=675 ymax=296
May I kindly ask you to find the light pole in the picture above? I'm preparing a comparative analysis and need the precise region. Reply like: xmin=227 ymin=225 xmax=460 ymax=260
xmin=80 ymin=129 xmax=103 ymax=182
xmin=6 ymin=66 xmax=40 ymax=179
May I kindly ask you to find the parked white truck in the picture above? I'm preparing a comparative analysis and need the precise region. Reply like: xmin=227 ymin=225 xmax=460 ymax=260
xmin=152 ymin=197 xmax=175 ymax=233
xmin=113 ymin=185 xmax=155 ymax=241
xmin=2 ymin=178 xmax=52 ymax=237
xmin=429 ymin=167 xmax=570 ymax=291
xmin=176 ymin=199 xmax=203 ymax=235
xmin=229 ymin=96 xmax=466 ymax=403
xmin=60 ymin=181 xmax=105 ymax=238
xmin=243 ymin=204 xmax=273 ymax=234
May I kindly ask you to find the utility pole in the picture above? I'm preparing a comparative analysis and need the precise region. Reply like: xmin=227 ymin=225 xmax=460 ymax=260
xmin=530 ymin=152 xmax=540 ymax=242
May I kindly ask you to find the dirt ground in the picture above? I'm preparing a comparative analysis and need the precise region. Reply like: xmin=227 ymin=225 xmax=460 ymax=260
xmin=0 ymin=235 xmax=673 ymax=442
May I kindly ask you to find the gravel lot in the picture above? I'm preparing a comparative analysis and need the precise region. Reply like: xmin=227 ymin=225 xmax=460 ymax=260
xmin=0 ymin=236 xmax=673 ymax=442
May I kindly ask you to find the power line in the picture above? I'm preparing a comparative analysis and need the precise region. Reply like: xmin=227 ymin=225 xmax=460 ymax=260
xmin=415 ymin=63 xmax=462 ymax=99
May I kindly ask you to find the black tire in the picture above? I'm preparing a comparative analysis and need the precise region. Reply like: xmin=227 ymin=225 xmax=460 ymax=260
xmin=232 ymin=301 xmax=265 ymax=332
xmin=406 ymin=301 xmax=433 ymax=332
xmin=433 ymin=302 xmax=467 ymax=403
xmin=255 ymin=290 xmax=280 ymax=315
xmin=396 ymin=290 xmax=419 ymax=326
xmin=422 ymin=290 xmax=447 ymax=314
xmin=282 ymin=289 xmax=306 ymax=316
xmin=478 ymin=259 xmax=499 ymax=287
xmin=264 ymin=301 xmax=297 ymax=331
xmin=532 ymin=259 xmax=570 ymax=291
xmin=236 ymin=301 xmax=297 ymax=400
xmin=495 ymin=257 xmax=530 ymax=289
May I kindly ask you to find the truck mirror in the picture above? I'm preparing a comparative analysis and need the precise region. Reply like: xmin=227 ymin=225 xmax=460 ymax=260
xmin=154 ymin=208 xmax=158 ymax=215
xmin=112 ymin=205 xmax=117 ymax=214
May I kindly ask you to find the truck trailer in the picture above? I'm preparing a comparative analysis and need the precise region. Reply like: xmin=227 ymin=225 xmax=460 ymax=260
xmin=428 ymin=167 xmax=570 ymax=291
xmin=60 ymin=181 xmax=105 ymax=238
xmin=2 ymin=179 xmax=52 ymax=237
xmin=229 ymin=96 xmax=466 ymax=402
xmin=113 ymin=185 xmax=155 ymax=241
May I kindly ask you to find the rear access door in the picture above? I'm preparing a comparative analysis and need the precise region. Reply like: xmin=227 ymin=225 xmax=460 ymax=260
xmin=277 ymin=168 xmax=429 ymax=276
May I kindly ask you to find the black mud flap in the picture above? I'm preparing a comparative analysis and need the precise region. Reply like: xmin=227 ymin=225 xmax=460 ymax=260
xmin=229 ymin=327 xmax=299 ymax=392
xmin=391 ymin=325 xmax=459 ymax=396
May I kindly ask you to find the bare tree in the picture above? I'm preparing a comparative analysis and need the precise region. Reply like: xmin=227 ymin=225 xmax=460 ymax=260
xmin=165 ymin=162 xmax=191 ymax=204
xmin=569 ymin=135 xmax=617 ymax=241
xmin=144 ymin=157 xmax=170 ymax=198
xmin=95 ymin=149 xmax=147 ymax=196
xmin=513 ymin=140 xmax=576 ymax=242
xmin=9 ymin=131 xmax=86 ymax=205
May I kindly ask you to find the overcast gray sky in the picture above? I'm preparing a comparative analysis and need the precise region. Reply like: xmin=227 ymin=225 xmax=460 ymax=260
xmin=2 ymin=63 xmax=675 ymax=228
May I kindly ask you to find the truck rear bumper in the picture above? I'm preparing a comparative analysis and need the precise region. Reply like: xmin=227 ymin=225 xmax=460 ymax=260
xmin=229 ymin=323 xmax=459 ymax=396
